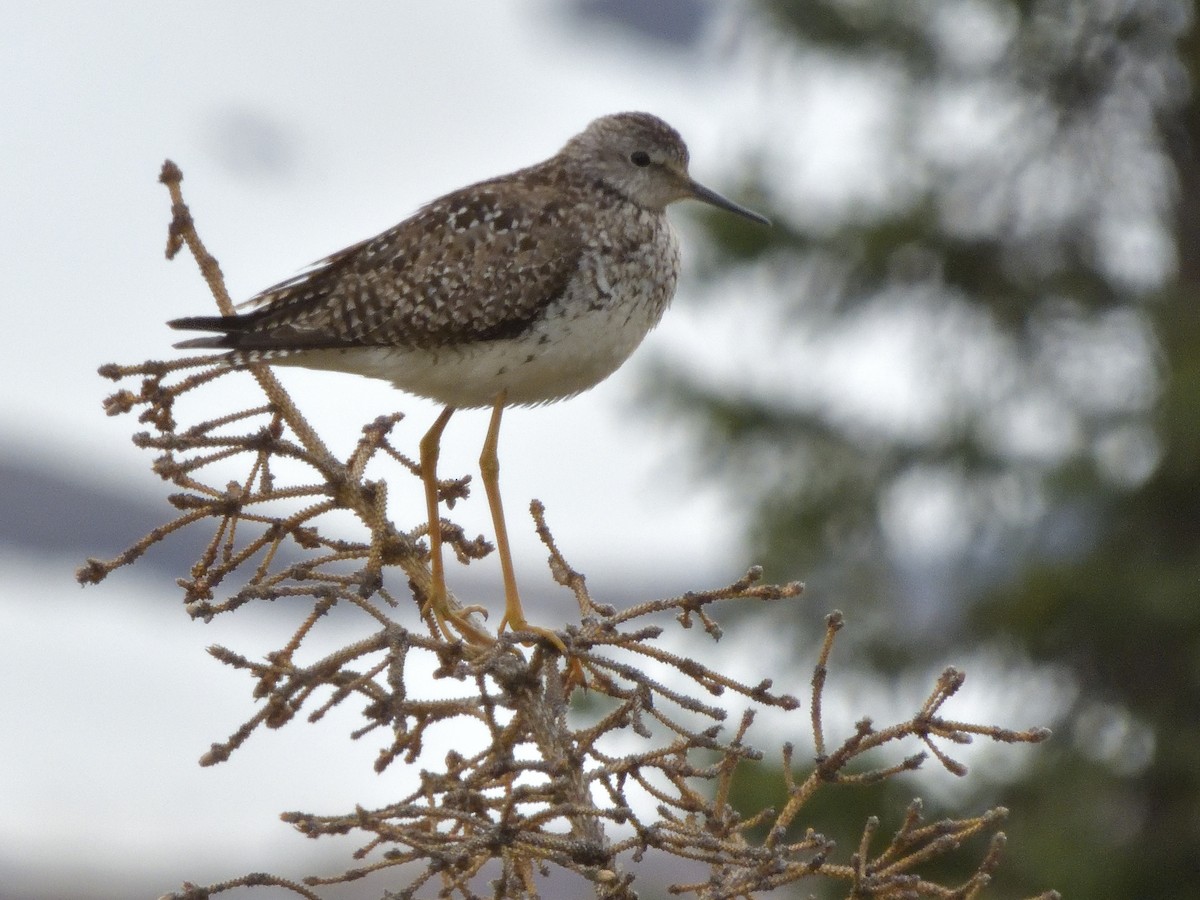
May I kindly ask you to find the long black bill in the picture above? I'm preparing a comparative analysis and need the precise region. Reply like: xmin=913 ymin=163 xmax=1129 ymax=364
xmin=689 ymin=179 xmax=771 ymax=226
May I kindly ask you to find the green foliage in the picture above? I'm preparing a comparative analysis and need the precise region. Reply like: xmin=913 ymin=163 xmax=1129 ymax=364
xmin=671 ymin=0 xmax=1200 ymax=895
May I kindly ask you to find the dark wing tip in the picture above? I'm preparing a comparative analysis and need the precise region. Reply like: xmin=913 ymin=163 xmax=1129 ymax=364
xmin=168 ymin=314 xmax=248 ymax=351
xmin=168 ymin=314 xmax=241 ymax=332
xmin=172 ymin=335 xmax=231 ymax=350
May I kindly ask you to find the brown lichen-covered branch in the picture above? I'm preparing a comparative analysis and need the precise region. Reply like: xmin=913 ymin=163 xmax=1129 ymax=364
xmin=80 ymin=163 xmax=1056 ymax=900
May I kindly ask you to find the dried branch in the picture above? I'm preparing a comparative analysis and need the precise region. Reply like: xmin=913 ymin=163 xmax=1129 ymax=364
xmin=85 ymin=162 xmax=1057 ymax=900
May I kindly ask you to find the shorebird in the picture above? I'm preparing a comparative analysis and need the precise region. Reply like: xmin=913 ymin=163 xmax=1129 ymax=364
xmin=170 ymin=111 xmax=768 ymax=650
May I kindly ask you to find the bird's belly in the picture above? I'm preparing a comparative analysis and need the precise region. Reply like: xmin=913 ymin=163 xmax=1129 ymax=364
xmin=284 ymin=292 xmax=668 ymax=408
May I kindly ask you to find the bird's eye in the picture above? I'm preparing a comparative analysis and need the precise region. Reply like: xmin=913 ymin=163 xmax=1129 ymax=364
xmin=630 ymin=150 xmax=651 ymax=167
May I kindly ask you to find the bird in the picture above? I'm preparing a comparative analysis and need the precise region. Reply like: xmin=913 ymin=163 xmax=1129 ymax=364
xmin=169 ymin=111 xmax=769 ymax=652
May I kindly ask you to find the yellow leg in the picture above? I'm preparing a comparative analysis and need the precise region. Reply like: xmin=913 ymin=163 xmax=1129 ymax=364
xmin=480 ymin=391 xmax=567 ymax=654
xmin=418 ymin=405 xmax=493 ymax=646
xmin=419 ymin=406 xmax=455 ymax=618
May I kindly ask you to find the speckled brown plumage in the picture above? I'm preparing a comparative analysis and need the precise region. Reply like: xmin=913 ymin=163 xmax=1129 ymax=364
xmin=170 ymin=111 xmax=767 ymax=409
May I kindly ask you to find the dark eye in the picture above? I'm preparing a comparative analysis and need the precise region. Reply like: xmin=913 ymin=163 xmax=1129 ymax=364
xmin=630 ymin=150 xmax=651 ymax=167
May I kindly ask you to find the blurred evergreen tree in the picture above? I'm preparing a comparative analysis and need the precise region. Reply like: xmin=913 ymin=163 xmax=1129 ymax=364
xmin=667 ymin=1 xmax=1199 ymax=895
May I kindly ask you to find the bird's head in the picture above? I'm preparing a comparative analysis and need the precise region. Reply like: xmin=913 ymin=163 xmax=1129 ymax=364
xmin=562 ymin=112 xmax=769 ymax=225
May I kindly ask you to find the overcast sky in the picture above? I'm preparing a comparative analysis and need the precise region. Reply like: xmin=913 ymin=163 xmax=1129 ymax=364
xmin=0 ymin=5 xmax=759 ymax=895
xmin=0 ymin=5 xmax=1041 ymax=898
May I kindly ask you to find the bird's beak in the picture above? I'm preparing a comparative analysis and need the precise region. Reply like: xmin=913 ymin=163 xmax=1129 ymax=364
xmin=688 ymin=178 xmax=771 ymax=226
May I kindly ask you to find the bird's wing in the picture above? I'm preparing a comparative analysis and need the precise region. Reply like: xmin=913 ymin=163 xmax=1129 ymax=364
xmin=181 ymin=173 xmax=586 ymax=352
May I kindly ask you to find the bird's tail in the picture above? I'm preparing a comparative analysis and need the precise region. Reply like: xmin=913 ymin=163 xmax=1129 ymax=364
xmin=168 ymin=315 xmax=246 ymax=350
xmin=168 ymin=314 xmax=307 ymax=369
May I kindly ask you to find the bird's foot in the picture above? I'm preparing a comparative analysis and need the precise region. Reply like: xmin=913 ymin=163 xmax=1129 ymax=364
xmin=499 ymin=613 xmax=587 ymax=688
xmin=499 ymin=612 xmax=569 ymax=655
xmin=422 ymin=585 xmax=495 ymax=647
